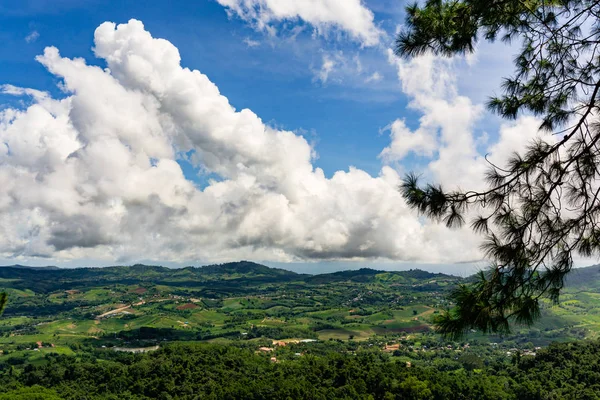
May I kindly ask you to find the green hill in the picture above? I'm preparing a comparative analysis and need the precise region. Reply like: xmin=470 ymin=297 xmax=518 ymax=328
xmin=565 ymin=264 xmax=600 ymax=288
xmin=198 ymin=261 xmax=301 ymax=278
xmin=305 ymin=268 xmax=456 ymax=284
xmin=1 ymin=261 xmax=600 ymax=349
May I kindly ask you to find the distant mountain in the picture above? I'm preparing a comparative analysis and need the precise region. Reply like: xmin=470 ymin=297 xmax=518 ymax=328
xmin=0 ymin=264 xmax=60 ymax=270
xmin=0 ymin=261 xmax=298 ymax=280
xmin=0 ymin=261 xmax=303 ymax=294
xmin=305 ymin=268 xmax=381 ymax=284
xmin=102 ymin=264 xmax=172 ymax=275
xmin=0 ymin=263 xmax=460 ymax=284
xmin=459 ymin=264 xmax=600 ymax=290
xmin=305 ymin=268 xmax=458 ymax=284
xmin=0 ymin=261 xmax=467 ymax=294
xmin=565 ymin=264 xmax=600 ymax=288
xmin=198 ymin=261 xmax=300 ymax=278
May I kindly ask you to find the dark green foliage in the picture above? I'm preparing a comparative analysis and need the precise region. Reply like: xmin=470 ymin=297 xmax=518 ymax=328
xmin=2 ymin=340 xmax=600 ymax=399
xmin=0 ymin=262 xmax=301 ymax=294
xmin=397 ymin=0 xmax=600 ymax=337
xmin=0 ymin=292 xmax=6 ymax=316
xmin=305 ymin=268 xmax=446 ymax=284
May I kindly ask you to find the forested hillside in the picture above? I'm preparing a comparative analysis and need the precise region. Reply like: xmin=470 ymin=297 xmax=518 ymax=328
xmin=0 ymin=263 xmax=600 ymax=399
xmin=1 ymin=340 xmax=600 ymax=399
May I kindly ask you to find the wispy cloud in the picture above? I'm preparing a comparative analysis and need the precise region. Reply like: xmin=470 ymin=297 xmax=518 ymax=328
xmin=314 ymin=54 xmax=336 ymax=84
xmin=25 ymin=30 xmax=39 ymax=43
xmin=216 ymin=0 xmax=385 ymax=46
xmin=365 ymin=71 xmax=382 ymax=83
xmin=243 ymin=37 xmax=260 ymax=47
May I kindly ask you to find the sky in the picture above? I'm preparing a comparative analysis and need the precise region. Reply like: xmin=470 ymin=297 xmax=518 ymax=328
xmin=0 ymin=0 xmax=559 ymax=274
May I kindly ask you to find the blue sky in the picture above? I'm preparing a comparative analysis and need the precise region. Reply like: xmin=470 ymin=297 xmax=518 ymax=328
xmin=0 ymin=0 xmax=540 ymax=273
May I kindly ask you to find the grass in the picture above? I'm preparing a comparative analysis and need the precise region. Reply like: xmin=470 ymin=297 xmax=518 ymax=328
xmin=0 ymin=316 xmax=32 ymax=327
xmin=3 ymin=288 xmax=35 ymax=297
xmin=190 ymin=310 xmax=227 ymax=324
xmin=222 ymin=299 xmax=244 ymax=311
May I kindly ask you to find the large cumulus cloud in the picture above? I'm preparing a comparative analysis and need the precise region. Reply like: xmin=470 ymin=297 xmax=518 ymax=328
xmin=383 ymin=51 xmax=554 ymax=192
xmin=0 ymin=20 xmax=482 ymax=264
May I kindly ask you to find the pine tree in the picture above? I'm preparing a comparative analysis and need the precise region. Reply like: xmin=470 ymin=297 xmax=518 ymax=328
xmin=396 ymin=0 xmax=600 ymax=338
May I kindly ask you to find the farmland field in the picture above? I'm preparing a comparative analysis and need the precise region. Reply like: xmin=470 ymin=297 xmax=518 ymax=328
xmin=0 ymin=262 xmax=598 ymax=358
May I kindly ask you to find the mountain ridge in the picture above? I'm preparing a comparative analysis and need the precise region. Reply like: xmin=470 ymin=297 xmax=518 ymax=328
xmin=0 ymin=261 xmax=462 ymax=279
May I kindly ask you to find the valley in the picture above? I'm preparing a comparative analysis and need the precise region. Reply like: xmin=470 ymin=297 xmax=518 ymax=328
xmin=0 ymin=262 xmax=598 ymax=360
xmin=1 ymin=262 xmax=600 ymax=398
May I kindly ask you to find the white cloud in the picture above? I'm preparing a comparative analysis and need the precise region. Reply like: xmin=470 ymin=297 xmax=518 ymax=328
xmin=216 ymin=0 xmax=384 ymax=46
xmin=1 ymin=84 xmax=49 ymax=102
xmin=365 ymin=71 xmax=382 ymax=83
xmin=380 ymin=119 xmax=437 ymax=162
xmin=383 ymin=47 xmax=556 ymax=254
xmin=383 ymin=51 xmax=485 ymax=189
xmin=25 ymin=30 xmax=39 ymax=43
xmin=311 ymin=51 xmax=384 ymax=88
xmin=243 ymin=37 xmax=260 ymax=47
xmin=353 ymin=54 xmax=363 ymax=73
xmin=314 ymin=54 xmax=336 ymax=83
xmin=0 ymin=19 xmax=480 ymax=264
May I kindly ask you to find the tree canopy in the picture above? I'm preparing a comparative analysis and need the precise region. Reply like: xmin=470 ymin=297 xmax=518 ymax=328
xmin=396 ymin=0 xmax=600 ymax=338
xmin=0 ymin=292 xmax=6 ymax=316
xmin=3 ymin=341 xmax=600 ymax=399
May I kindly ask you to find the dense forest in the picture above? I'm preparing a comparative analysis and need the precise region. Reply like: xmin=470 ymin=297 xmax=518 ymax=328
xmin=1 ymin=340 xmax=600 ymax=399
